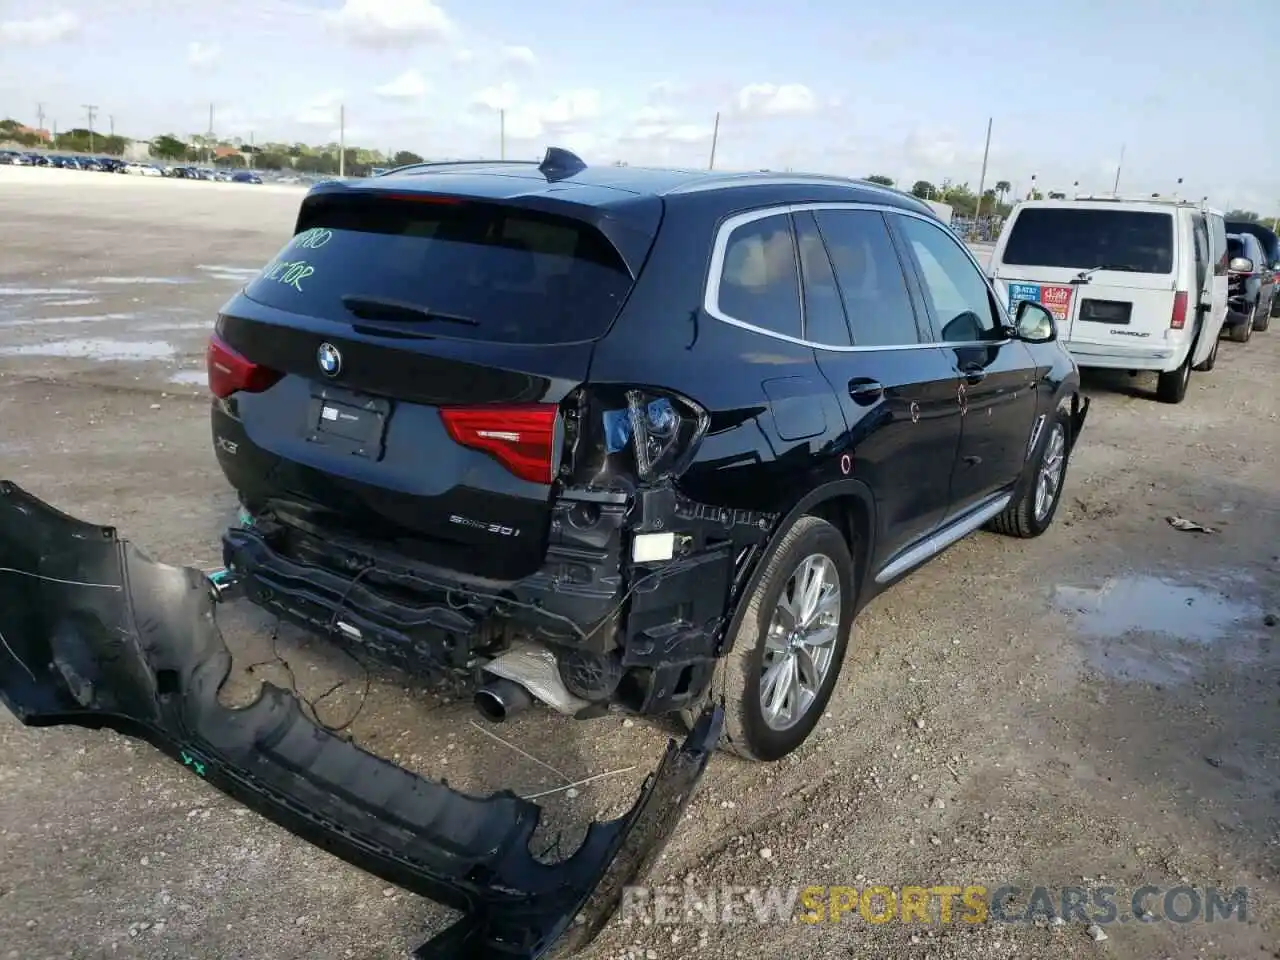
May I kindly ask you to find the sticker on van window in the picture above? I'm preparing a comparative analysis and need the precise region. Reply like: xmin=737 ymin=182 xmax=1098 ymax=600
xmin=1007 ymin=282 xmax=1073 ymax=321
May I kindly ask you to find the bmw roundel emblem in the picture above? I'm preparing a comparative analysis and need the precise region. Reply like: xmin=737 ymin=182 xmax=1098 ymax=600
xmin=317 ymin=342 xmax=342 ymax=377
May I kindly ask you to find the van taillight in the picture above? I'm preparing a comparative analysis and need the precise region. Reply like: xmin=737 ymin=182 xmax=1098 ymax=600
xmin=206 ymin=334 xmax=283 ymax=399
xmin=1170 ymin=291 xmax=1188 ymax=330
xmin=439 ymin=404 xmax=558 ymax=484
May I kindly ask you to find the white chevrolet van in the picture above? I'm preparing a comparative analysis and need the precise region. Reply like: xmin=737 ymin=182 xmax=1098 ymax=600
xmin=987 ymin=197 xmax=1229 ymax=404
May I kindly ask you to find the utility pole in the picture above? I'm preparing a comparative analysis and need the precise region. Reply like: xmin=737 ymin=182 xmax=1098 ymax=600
xmin=339 ymin=104 xmax=346 ymax=176
xmin=206 ymin=102 xmax=214 ymax=165
xmin=974 ymin=116 xmax=992 ymax=220
xmin=36 ymin=103 xmax=45 ymax=143
xmin=1112 ymin=144 xmax=1124 ymax=194
xmin=249 ymin=131 xmax=254 ymax=169
xmin=709 ymin=111 xmax=720 ymax=170
xmin=82 ymin=104 xmax=98 ymax=153
xmin=109 ymin=115 xmax=115 ymax=138
xmin=499 ymin=108 xmax=506 ymax=160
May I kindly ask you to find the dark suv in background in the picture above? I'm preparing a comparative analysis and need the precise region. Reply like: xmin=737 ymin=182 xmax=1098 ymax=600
xmin=1226 ymin=232 xmax=1275 ymax=338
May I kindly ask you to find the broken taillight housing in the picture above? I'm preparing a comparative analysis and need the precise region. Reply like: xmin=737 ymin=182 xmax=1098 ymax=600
xmin=438 ymin=404 xmax=559 ymax=484
xmin=206 ymin=334 xmax=283 ymax=399
xmin=600 ymin=388 xmax=709 ymax=482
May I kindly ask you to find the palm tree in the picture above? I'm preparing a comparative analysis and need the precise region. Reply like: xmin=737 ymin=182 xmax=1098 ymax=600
xmin=995 ymin=180 xmax=1011 ymax=204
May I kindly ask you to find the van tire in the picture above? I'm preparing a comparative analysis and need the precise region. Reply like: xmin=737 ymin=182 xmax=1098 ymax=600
xmin=1155 ymin=345 xmax=1193 ymax=404
xmin=1270 ymin=293 xmax=1280 ymax=319
xmin=679 ymin=514 xmax=855 ymax=763
xmin=1192 ymin=332 xmax=1219 ymax=372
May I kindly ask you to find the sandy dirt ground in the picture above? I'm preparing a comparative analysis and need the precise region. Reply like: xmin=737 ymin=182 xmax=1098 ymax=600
xmin=0 ymin=167 xmax=1277 ymax=960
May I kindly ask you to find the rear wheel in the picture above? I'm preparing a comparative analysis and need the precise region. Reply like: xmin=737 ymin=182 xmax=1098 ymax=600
xmin=989 ymin=408 xmax=1071 ymax=539
xmin=1192 ymin=331 xmax=1219 ymax=372
xmin=683 ymin=515 xmax=855 ymax=762
xmin=1155 ymin=344 xmax=1194 ymax=404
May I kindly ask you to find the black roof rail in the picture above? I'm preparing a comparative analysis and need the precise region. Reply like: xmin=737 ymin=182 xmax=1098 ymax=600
xmin=377 ymin=158 xmax=539 ymax=177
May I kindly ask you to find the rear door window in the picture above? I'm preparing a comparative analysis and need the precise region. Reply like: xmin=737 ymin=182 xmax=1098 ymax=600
xmin=794 ymin=212 xmax=852 ymax=346
xmin=1001 ymin=207 xmax=1175 ymax=274
xmin=1209 ymin=215 xmax=1228 ymax=276
xmin=811 ymin=209 xmax=923 ymax=346
xmin=243 ymin=192 xmax=636 ymax=345
xmin=1191 ymin=214 xmax=1208 ymax=294
xmin=714 ymin=213 xmax=802 ymax=338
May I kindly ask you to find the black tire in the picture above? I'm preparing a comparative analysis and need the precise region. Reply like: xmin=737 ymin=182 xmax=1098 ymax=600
xmin=1155 ymin=343 xmax=1194 ymax=404
xmin=682 ymin=515 xmax=855 ymax=763
xmin=1228 ymin=305 xmax=1254 ymax=343
xmin=1271 ymin=292 xmax=1280 ymax=319
xmin=1192 ymin=331 xmax=1219 ymax=372
xmin=988 ymin=407 xmax=1071 ymax=539
xmin=1254 ymin=297 xmax=1271 ymax=331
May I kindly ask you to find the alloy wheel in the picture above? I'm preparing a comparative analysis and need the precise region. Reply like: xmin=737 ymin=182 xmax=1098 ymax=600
xmin=760 ymin=554 xmax=841 ymax=731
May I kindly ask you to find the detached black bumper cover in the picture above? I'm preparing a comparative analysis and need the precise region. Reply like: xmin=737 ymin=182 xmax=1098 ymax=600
xmin=0 ymin=481 xmax=722 ymax=958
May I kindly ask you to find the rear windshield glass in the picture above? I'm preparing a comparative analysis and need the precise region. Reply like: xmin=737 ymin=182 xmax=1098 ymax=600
xmin=243 ymin=192 xmax=635 ymax=344
xmin=1001 ymin=207 xmax=1174 ymax=274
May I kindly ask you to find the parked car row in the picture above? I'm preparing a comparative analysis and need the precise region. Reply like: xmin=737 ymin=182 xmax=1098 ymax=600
xmin=986 ymin=195 xmax=1279 ymax=403
xmin=0 ymin=150 xmax=264 ymax=183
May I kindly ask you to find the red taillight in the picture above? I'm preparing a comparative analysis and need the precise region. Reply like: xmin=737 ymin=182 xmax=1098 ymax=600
xmin=439 ymin=404 xmax=558 ymax=484
xmin=206 ymin=334 xmax=283 ymax=399
xmin=1170 ymin=291 xmax=1188 ymax=330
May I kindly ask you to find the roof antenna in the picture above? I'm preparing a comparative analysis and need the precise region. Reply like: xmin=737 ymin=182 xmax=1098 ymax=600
xmin=538 ymin=146 xmax=587 ymax=181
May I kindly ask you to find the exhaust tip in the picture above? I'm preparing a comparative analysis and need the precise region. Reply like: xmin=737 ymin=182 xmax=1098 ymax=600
xmin=474 ymin=677 xmax=534 ymax=723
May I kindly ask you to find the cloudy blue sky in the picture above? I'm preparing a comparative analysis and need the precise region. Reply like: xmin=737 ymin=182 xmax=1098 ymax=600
xmin=1 ymin=0 xmax=1276 ymax=211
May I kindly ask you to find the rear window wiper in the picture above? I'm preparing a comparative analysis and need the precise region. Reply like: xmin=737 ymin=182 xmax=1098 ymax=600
xmin=341 ymin=295 xmax=479 ymax=326
xmin=1072 ymin=263 xmax=1141 ymax=282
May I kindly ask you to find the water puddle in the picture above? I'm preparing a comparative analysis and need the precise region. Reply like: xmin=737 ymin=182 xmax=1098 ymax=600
xmin=0 ymin=286 xmax=91 ymax=296
xmin=1054 ymin=574 xmax=1264 ymax=685
xmin=169 ymin=369 xmax=208 ymax=385
xmin=86 ymin=276 xmax=190 ymax=285
xmin=135 ymin=320 xmax=213 ymax=333
xmin=43 ymin=298 xmax=101 ymax=307
xmin=0 ymin=338 xmax=177 ymax=361
xmin=0 ymin=312 xmax=137 ymax=328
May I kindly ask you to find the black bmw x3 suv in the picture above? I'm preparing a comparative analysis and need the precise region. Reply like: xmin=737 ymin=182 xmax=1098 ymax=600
xmin=206 ymin=147 xmax=1089 ymax=762
xmin=0 ymin=148 xmax=1089 ymax=957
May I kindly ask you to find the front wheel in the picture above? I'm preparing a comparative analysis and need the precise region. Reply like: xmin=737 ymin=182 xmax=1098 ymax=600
xmin=1254 ymin=297 xmax=1272 ymax=331
xmin=1229 ymin=306 xmax=1255 ymax=343
xmin=989 ymin=408 xmax=1071 ymax=539
xmin=683 ymin=515 xmax=855 ymax=762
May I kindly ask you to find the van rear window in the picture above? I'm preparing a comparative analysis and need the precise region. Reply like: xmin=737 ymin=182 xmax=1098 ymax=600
xmin=1002 ymin=208 xmax=1174 ymax=274
xmin=244 ymin=192 xmax=635 ymax=345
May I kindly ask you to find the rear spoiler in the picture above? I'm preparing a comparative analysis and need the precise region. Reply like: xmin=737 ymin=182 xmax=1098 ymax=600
xmin=0 ymin=480 xmax=723 ymax=958
xmin=298 ymin=178 xmax=662 ymax=280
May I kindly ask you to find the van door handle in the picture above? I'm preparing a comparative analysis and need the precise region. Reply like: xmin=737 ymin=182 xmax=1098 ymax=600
xmin=959 ymin=363 xmax=987 ymax=385
xmin=848 ymin=378 xmax=883 ymax=406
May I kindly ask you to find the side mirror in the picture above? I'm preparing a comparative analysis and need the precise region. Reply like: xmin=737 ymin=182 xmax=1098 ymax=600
xmin=1013 ymin=299 xmax=1057 ymax=343
xmin=1271 ymin=261 xmax=1280 ymax=271
xmin=1229 ymin=256 xmax=1254 ymax=273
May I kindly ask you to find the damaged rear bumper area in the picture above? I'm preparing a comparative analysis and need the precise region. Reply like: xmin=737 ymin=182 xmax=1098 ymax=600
xmin=0 ymin=480 xmax=722 ymax=958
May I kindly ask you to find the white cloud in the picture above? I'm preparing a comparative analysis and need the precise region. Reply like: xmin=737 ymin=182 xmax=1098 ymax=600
xmin=295 ymin=91 xmax=345 ymax=126
xmin=472 ymin=82 xmax=519 ymax=112
xmin=623 ymin=105 xmax=712 ymax=145
xmin=734 ymin=83 xmax=817 ymax=118
xmin=452 ymin=48 xmax=474 ymax=64
xmin=375 ymin=69 xmax=429 ymax=100
xmin=0 ymin=10 xmax=80 ymax=44
xmin=187 ymin=41 xmax=220 ymax=67
xmin=325 ymin=0 xmax=455 ymax=48
xmin=500 ymin=44 xmax=536 ymax=68
xmin=539 ymin=89 xmax=601 ymax=126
